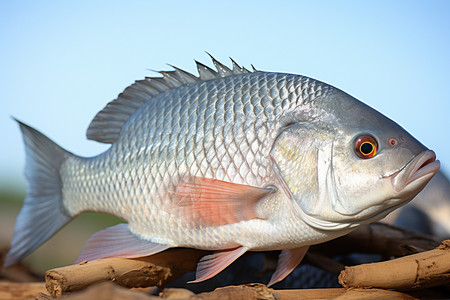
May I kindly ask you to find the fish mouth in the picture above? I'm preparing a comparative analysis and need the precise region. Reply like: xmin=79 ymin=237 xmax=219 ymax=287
xmin=390 ymin=150 xmax=440 ymax=193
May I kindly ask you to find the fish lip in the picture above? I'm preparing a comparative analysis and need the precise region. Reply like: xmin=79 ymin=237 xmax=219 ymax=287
xmin=389 ymin=150 xmax=440 ymax=193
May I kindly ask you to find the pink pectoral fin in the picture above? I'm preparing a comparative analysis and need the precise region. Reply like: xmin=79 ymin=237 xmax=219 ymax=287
xmin=172 ymin=176 xmax=272 ymax=227
xmin=189 ymin=246 xmax=249 ymax=283
xmin=267 ymin=246 xmax=309 ymax=287
xmin=76 ymin=223 xmax=170 ymax=263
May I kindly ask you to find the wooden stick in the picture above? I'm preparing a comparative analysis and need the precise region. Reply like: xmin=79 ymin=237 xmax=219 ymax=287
xmin=273 ymin=288 xmax=417 ymax=300
xmin=42 ymin=281 xmax=419 ymax=300
xmin=338 ymin=240 xmax=450 ymax=290
xmin=43 ymin=223 xmax=443 ymax=296
xmin=45 ymin=248 xmax=207 ymax=297
xmin=38 ymin=281 xmax=160 ymax=300
xmin=161 ymin=284 xmax=419 ymax=300
xmin=0 ymin=281 xmax=48 ymax=300
xmin=0 ymin=280 xmax=428 ymax=300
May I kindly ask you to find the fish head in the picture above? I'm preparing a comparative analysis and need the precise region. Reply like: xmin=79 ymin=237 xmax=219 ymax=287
xmin=271 ymin=90 xmax=440 ymax=230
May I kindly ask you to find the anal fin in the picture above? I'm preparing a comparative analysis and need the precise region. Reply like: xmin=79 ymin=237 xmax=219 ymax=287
xmin=76 ymin=223 xmax=169 ymax=263
xmin=268 ymin=246 xmax=309 ymax=287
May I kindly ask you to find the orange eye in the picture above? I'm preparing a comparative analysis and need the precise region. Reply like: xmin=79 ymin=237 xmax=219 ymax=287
xmin=355 ymin=136 xmax=378 ymax=159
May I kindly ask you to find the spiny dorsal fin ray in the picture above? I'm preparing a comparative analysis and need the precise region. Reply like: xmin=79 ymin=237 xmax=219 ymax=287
xmin=195 ymin=60 xmax=218 ymax=81
xmin=230 ymin=57 xmax=250 ymax=74
xmin=86 ymin=56 xmax=254 ymax=144
xmin=207 ymin=53 xmax=233 ymax=77
xmin=168 ymin=65 xmax=199 ymax=84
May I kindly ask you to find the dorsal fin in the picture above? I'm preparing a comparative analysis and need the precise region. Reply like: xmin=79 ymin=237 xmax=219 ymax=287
xmin=230 ymin=57 xmax=250 ymax=74
xmin=86 ymin=56 xmax=254 ymax=144
xmin=207 ymin=53 xmax=233 ymax=77
xmin=195 ymin=60 xmax=218 ymax=81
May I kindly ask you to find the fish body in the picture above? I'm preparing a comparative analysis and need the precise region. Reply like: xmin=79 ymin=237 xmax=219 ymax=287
xmin=63 ymin=71 xmax=338 ymax=250
xmin=6 ymin=57 xmax=440 ymax=285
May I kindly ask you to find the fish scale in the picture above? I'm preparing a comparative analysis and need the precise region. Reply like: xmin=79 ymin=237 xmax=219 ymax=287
xmin=6 ymin=57 xmax=439 ymax=286
xmin=63 ymin=73 xmax=317 ymax=241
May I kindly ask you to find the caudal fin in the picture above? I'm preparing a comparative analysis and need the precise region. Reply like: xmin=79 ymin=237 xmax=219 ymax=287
xmin=4 ymin=120 xmax=73 ymax=267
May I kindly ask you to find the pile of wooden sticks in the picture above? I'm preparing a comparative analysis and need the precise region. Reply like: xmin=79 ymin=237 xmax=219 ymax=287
xmin=1 ymin=222 xmax=450 ymax=299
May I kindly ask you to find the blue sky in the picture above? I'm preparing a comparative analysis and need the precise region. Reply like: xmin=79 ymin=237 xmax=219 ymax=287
xmin=1 ymin=0 xmax=449 ymax=189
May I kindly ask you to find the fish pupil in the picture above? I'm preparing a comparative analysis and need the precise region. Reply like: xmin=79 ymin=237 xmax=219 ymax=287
xmin=360 ymin=142 xmax=373 ymax=155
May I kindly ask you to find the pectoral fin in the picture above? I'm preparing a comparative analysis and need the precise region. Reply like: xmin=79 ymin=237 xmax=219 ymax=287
xmin=76 ymin=224 xmax=169 ymax=263
xmin=268 ymin=246 xmax=309 ymax=286
xmin=189 ymin=246 xmax=249 ymax=283
xmin=172 ymin=176 xmax=272 ymax=226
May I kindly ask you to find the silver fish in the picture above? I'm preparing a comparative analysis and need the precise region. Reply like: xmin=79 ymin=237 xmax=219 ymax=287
xmin=5 ymin=56 xmax=440 ymax=286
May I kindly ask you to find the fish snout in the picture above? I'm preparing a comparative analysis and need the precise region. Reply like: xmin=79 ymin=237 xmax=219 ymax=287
xmin=390 ymin=150 xmax=440 ymax=193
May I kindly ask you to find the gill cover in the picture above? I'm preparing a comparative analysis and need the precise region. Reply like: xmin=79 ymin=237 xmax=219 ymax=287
xmin=270 ymin=122 xmax=378 ymax=231
xmin=270 ymin=123 xmax=334 ymax=222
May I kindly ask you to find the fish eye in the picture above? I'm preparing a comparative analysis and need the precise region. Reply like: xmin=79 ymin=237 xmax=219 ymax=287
xmin=354 ymin=136 xmax=378 ymax=159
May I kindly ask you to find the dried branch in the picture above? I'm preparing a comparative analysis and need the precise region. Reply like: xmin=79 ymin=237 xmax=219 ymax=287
xmin=45 ymin=248 xmax=207 ymax=297
xmin=161 ymin=284 xmax=420 ymax=300
xmin=39 ymin=282 xmax=420 ymax=300
xmin=0 ymin=281 xmax=47 ymax=300
xmin=338 ymin=240 xmax=450 ymax=290
xmin=43 ymin=223 xmax=445 ymax=297
xmin=37 ymin=282 xmax=158 ymax=300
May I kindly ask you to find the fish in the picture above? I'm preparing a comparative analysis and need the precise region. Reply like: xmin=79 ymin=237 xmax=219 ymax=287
xmin=5 ymin=56 xmax=440 ymax=286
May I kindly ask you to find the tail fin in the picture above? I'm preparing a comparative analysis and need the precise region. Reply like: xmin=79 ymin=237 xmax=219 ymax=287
xmin=4 ymin=120 xmax=74 ymax=267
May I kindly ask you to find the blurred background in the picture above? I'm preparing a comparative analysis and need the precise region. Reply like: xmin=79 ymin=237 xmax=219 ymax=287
xmin=1 ymin=0 xmax=449 ymax=272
